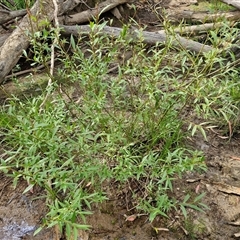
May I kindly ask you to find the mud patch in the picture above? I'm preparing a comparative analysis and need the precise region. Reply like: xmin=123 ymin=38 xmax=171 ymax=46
xmin=0 ymin=176 xmax=55 ymax=240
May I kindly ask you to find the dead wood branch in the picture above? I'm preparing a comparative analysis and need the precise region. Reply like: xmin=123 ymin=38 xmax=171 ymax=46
xmin=173 ymin=22 xmax=223 ymax=34
xmin=60 ymin=0 xmax=128 ymax=25
xmin=168 ymin=10 xmax=240 ymax=23
xmin=60 ymin=24 xmax=213 ymax=53
xmin=5 ymin=63 xmax=47 ymax=80
xmin=220 ymin=0 xmax=240 ymax=10
xmin=0 ymin=0 xmax=55 ymax=83
xmin=0 ymin=9 xmax=27 ymax=24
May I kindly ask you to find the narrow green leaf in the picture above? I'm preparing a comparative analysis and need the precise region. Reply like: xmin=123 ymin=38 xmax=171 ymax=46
xmin=194 ymin=192 xmax=206 ymax=203
xmin=180 ymin=205 xmax=187 ymax=218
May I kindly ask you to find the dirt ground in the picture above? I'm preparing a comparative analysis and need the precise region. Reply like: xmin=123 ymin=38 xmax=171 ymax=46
xmin=1 ymin=0 xmax=240 ymax=239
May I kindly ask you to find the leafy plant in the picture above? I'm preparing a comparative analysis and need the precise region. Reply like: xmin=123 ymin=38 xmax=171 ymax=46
xmin=0 ymin=18 xmax=240 ymax=239
xmin=179 ymin=193 xmax=208 ymax=219
xmin=192 ymin=0 xmax=235 ymax=13
xmin=208 ymin=0 xmax=235 ymax=12
xmin=1 ymin=0 xmax=35 ymax=10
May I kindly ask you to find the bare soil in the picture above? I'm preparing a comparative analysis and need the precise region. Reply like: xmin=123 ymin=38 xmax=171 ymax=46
xmin=1 ymin=0 xmax=240 ymax=239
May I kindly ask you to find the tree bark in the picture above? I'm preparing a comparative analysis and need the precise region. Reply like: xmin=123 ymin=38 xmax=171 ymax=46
xmin=58 ymin=0 xmax=81 ymax=16
xmin=0 ymin=9 xmax=27 ymax=24
xmin=0 ymin=33 xmax=10 ymax=47
xmin=0 ymin=0 xmax=54 ymax=83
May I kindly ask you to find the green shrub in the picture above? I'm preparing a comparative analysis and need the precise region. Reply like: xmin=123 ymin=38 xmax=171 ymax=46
xmin=1 ymin=20 xmax=239 ymax=239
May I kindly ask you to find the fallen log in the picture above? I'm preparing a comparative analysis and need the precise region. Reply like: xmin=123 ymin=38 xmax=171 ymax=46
xmin=0 ymin=0 xmax=56 ymax=83
xmin=172 ymin=22 xmax=223 ymax=34
xmin=60 ymin=24 xmax=213 ymax=53
xmin=60 ymin=0 xmax=128 ymax=25
xmin=168 ymin=10 xmax=240 ymax=23
xmin=0 ymin=9 xmax=27 ymax=24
